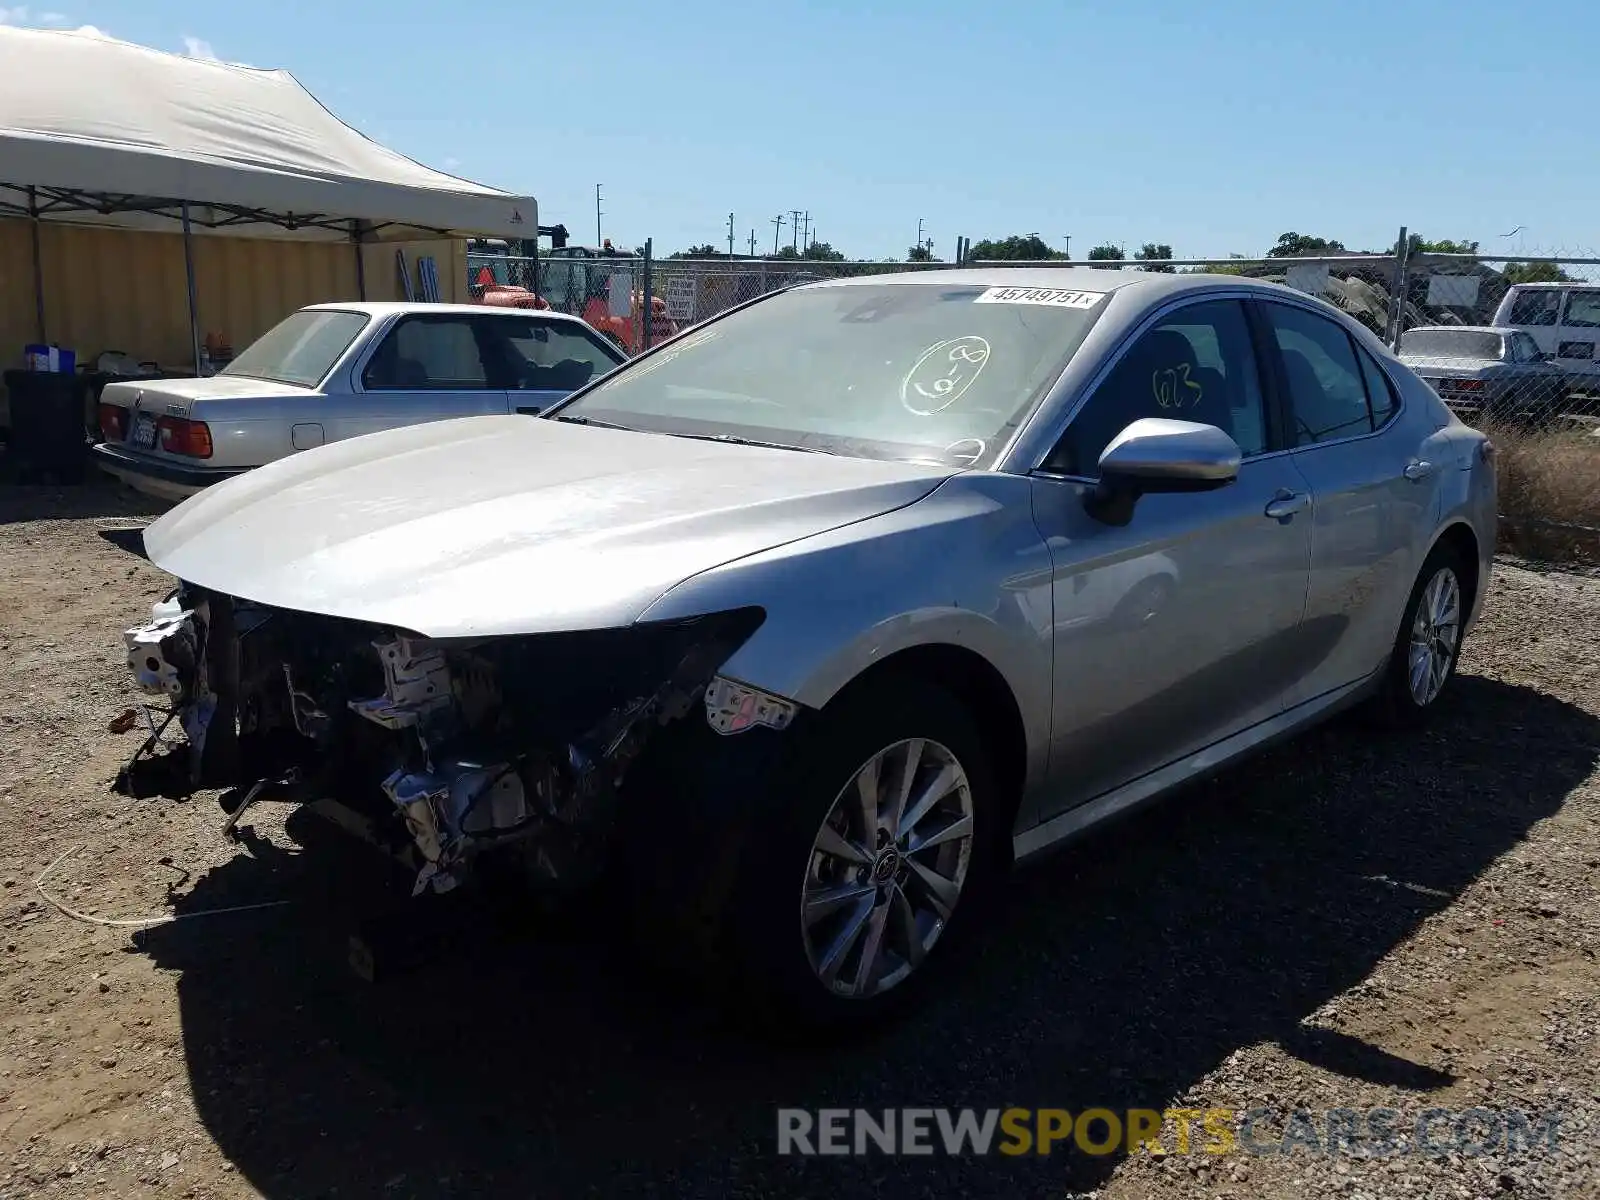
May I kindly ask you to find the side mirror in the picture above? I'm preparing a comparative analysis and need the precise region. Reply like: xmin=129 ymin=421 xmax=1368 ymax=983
xmin=1085 ymin=418 xmax=1241 ymax=526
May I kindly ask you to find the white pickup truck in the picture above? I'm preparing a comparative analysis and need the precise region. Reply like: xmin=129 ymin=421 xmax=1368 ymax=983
xmin=93 ymin=302 xmax=626 ymax=501
xmin=1490 ymin=283 xmax=1600 ymax=413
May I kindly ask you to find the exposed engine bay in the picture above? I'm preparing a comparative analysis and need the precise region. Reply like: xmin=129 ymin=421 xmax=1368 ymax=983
xmin=116 ymin=586 xmax=789 ymax=895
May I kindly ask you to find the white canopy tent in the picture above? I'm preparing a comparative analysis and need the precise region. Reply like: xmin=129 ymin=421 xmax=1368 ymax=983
xmin=0 ymin=26 xmax=536 ymax=367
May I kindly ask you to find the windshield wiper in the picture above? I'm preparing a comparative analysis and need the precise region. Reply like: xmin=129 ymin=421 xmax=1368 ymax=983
xmin=665 ymin=432 xmax=834 ymax=455
xmin=550 ymin=414 xmax=634 ymax=430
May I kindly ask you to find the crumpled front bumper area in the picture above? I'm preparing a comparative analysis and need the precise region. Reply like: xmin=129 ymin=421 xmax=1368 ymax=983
xmin=115 ymin=586 xmax=777 ymax=896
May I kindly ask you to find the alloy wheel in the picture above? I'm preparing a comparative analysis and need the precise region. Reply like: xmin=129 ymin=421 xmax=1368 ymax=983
xmin=799 ymin=738 xmax=975 ymax=1000
xmin=1407 ymin=566 xmax=1461 ymax=707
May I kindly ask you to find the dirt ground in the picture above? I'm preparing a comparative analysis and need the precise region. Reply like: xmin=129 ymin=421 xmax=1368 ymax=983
xmin=1 ymin=478 xmax=1597 ymax=1200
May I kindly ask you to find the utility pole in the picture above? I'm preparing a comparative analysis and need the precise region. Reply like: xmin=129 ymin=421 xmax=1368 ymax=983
xmin=801 ymin=211 xmax=811 ymax=251
xmin=1062 ymin=235 xmax=1071 ymax=259
xmin=727 ymin=212 xmax=735 ymax=257
xmin=594 ymin=183 xmax=603 ymax=246
xmin=748 ymin=228 xmax=758 ymax=256
xmin=771 ymin=213 xmax=785 ymax=256
xmin=790 ymin=210 xmax=803 ymax=252
xmin=916 ymin=218 xmax=925 ymax=255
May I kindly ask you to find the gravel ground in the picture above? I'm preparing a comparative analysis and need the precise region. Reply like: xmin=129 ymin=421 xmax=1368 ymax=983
xmin=0 ymin=478 xmax=1597 ymax=1200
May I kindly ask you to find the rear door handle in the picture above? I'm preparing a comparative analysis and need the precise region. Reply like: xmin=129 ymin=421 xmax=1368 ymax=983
xmin=1403 ymin=460 xmax=1435 ymax=481
xmin=1264 ymin=490 xmax=1310 ymax=521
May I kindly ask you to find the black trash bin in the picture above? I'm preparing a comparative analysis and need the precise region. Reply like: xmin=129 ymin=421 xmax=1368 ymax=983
xmin=3 ymin=368 xmax=93 ymax=484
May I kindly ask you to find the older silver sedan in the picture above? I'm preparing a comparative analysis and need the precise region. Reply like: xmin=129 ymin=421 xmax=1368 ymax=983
xmin=109 ymin=269 xmax=1495 ymax=1031
xmin=92 ymin=302 xmax=625 ymax=501
xmin=1397 ymin=324 xmax=1568 ymax=422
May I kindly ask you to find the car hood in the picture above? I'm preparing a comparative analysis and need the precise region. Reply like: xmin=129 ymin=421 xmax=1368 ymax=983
xmin=141 ymin=415 xmax=955 ymax=638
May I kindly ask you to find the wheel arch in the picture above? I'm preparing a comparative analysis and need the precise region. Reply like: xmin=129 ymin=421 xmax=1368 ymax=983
xmin=822 ymin=641 xmax=1030 ymax=861
xmin=1428 ymin=518 xmax=1483 ymax=618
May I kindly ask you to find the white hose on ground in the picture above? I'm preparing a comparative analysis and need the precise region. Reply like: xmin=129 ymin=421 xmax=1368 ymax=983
xmin=33 ymin=844 xmax=292 ymax=929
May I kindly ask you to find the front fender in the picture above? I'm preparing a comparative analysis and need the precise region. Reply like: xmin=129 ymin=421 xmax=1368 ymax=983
xmin=638 ymin=472 xmax=1056 ymax=789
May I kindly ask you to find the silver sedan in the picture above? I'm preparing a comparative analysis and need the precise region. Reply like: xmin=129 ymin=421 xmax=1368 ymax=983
xmin=110 ymin=268 xmax=1496 ymax=1032
xmin=93 ymin=302 xmax=625 ymax=502
xmin=1397 ymin=324 xmax=1568 ymax=422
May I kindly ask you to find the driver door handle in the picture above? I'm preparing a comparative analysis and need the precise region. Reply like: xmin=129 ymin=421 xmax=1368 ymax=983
xmin=1264 ymin=490 xmax=1310 ymax=521
xmin=1403 ymin=460 xmax=1436 ymax=482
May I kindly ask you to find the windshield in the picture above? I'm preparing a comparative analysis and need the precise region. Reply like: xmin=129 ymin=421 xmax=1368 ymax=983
xmin=221 ymin=309 xmax=370 ymax=387
xmin=552 ymin=281 xmax=1108 ymax=465
xmin=1402 ymin=329 xmax=1504 ymax=361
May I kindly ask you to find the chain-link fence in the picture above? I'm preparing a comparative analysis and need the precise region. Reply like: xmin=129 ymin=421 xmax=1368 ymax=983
xmin=1393 ymin=253 xmax=1600 ymax=429
xmin=467 ymin=248 xmax=674 ymax=355
xmin=647 ymin=257 xmax=953 ymax=329
xmin=464 ymin=236 xmax=1600 ymax=429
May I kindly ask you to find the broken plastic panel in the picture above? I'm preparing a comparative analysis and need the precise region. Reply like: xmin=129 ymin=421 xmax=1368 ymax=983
xmin=704 ymin=676 xmax=798 ymax=736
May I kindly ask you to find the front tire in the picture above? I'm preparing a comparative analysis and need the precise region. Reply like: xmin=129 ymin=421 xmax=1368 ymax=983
xmin=1368 ymin=543 xmax=1468 ymax=728
xmin=725 ymin=676 xmax=999 ymax=1033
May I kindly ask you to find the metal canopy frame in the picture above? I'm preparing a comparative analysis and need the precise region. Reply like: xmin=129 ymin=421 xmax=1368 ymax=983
xmin=3 ymin=180 xmax=454 ymax=370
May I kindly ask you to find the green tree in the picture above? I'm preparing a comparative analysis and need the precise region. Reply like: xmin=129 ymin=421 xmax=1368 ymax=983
xmin=669 ymin=243 xmax=721 ymax=259
xmin=1502 ymin=260 xmax=1576 ymax=284
xmin=1268 ymin=232 xmax=1346 ymax=258
xmin=1087 ymin=243 xmax=1125 ymax=269
xmin=1135 ymin=242 xmax=1174 ymax=272
xmin=1409 ymin=235 xmax=1480 ymax=257
xmin=967 ymin=234 xmax=1060 ymax=261
xmin=803 ymin=241 xmax=846 ymax=262
xmin=907 ymin=244 xmax=935 ymax=262
xmin=1180 ymin=254 xmax=1249 ymax=276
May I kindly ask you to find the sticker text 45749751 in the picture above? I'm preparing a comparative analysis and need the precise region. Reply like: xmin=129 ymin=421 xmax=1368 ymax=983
xmin=973 ymin=286 xmax=1103 ymax=310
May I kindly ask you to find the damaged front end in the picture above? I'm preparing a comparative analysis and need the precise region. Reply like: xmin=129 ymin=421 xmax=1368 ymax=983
xmin=116 ymin=589 xmax=776 ymax=895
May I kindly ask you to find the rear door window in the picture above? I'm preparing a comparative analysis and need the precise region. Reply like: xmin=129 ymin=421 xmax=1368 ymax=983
xmin=364 ymin=316 xmax=492 ymax=390
xmin=1510 ymin=332 xmax=1542 ymax=362
xmin=1355 ymin=345 xmax=1399 ymax=430
xmin=1263 ymin=303 xmax=1374 ymax=446
xmin=484 ymin=316 xmax=620 ymax=392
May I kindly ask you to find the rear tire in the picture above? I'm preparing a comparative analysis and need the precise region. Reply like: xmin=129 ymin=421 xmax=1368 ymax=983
xmin=1367 ymin=542 xmax=1468 ymax=729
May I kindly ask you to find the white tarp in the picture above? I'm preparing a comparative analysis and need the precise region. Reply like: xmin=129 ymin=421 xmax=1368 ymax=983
xmin=0 ymin=26 xmax=535 ymax=240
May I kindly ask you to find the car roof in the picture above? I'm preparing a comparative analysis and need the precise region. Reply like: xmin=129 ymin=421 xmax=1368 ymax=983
xmin=794 ymin=266 xmax=1351 ymax=306
xmin=300 ymin=301 xmax=592 ymax=326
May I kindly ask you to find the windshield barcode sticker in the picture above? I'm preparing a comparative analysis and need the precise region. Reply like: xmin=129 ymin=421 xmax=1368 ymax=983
xmin=974 ymin=286 xmax=1103 ymax=309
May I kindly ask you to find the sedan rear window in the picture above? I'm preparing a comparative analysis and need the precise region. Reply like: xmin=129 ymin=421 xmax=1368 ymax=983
xmin=221 ymin=310 xmax=369 ymax=388
xmin=1400 ymin=330 xmax=1505 ymax=360
xmin=552 ymin=282 xmax=1107 ymax=465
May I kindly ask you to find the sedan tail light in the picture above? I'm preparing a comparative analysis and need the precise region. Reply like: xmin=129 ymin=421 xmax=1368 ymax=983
xmin=98 ymin=403 xmax=127 ymax=441
xmin=156 ymin=415 xmax=213 ymax=458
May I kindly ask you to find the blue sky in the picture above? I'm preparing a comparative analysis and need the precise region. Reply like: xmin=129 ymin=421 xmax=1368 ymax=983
xmin=4 ymin=1 xmax=1593 ymax=260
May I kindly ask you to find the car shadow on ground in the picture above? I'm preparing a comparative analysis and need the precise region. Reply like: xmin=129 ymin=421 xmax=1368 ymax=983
xmin=0 ymin=475 xmax=168 ymax=526
xmin=134 ymin=674 xmax=1599 ymax=1199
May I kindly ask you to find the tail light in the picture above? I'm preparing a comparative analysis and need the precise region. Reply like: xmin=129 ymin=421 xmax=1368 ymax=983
xmin=98 ymin=403 xmax=127 ymax=441
xmin=156 ymin=415 xmax=213 ymax=458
